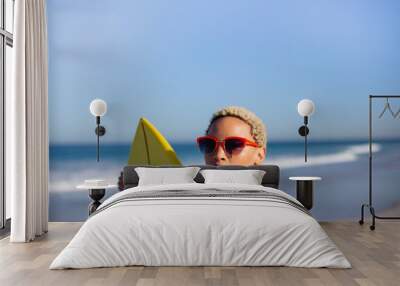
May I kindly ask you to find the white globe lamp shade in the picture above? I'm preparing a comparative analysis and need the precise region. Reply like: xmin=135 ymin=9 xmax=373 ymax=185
xmin=90 ymin=99 xmax=107 ymax=117
xmin=297 ymin=99 xmax=315 ymax=117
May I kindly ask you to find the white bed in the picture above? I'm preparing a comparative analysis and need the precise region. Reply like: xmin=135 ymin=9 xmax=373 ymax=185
xmin=50 ymin=183 xmax=351 ymax=269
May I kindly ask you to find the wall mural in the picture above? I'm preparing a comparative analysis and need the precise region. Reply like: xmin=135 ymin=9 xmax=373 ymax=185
xmin=47 ymin=0 xmax=400 ymax=221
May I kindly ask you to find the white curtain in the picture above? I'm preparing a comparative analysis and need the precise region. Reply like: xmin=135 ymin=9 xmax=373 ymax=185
xmin=8 ymin=0 xmax=49 ymax=242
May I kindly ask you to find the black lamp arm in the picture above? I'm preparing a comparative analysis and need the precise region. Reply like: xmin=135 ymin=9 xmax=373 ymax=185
xmin=297 ymin=116 xmax=310 ymax=162
xmin=94 ymin=116 xmax=106 ymax=162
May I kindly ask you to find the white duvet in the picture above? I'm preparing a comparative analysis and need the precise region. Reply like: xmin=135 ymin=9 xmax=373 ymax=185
xmin=50 ymin=183 xmax=351 ymax=269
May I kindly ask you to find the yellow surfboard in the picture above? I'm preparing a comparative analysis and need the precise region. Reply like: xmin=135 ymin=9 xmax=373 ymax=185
xmin=127 ymin=117 xmax=182 ymax=166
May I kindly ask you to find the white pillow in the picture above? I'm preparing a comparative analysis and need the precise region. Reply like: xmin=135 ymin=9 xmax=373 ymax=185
xmin=135 ymin=167 xmax=201 ymax=186
xmin=200 ymin=169 xmax=266 ymax=185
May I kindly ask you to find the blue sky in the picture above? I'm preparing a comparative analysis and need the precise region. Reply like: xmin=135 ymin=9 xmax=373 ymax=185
xmin=47 ymin=0 xmax=400 ymax=144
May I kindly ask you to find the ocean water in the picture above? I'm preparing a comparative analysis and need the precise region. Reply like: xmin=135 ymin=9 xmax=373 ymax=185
xmin=49 ymin=140 xmax=400 ymax=222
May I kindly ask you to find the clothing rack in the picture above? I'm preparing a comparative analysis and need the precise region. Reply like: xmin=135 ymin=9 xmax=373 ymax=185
xmin=359 ymin=95 xmax=400 ymax=230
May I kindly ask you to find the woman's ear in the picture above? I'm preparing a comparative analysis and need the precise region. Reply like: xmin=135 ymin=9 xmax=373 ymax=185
xmin=254 ymin=147 xmax=266 ymax=165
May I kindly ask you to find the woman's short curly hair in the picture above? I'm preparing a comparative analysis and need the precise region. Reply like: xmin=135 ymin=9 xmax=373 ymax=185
xmin=205 ymin=106 xmax=267 ymax=147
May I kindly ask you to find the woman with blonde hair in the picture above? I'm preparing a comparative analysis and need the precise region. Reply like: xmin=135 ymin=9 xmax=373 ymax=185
xmin=118 ymin=106 xmax=267 ymax=190
xmin=197 ymin=106 xmax=267 ymax=166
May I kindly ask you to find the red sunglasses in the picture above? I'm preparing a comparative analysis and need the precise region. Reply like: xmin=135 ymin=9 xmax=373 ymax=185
xmin=196 ymin=135 xmax=259 ymax=155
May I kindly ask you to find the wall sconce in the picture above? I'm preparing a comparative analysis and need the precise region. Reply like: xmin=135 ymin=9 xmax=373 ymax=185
xmin=297 ymin=99 xmax=315 ymax=162
xmin=90 ymin=99 xmax=107 ymax=162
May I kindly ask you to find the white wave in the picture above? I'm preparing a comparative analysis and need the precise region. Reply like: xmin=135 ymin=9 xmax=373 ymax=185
xmin=50 ymin=164 xmax=121 ymax=192
xmin=267 ymin=143 xmax=381 ymax=169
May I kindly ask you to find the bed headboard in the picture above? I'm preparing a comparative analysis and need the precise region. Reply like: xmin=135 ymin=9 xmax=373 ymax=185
xmin=123 ymin=165 xmax=280 ymax=189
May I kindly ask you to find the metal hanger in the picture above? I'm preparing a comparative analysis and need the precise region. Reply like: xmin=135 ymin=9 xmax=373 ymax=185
xmin=378 ymin=98 xmax=396 ymax=118
xmin=394 ymin=106 xmax=400 ymax=118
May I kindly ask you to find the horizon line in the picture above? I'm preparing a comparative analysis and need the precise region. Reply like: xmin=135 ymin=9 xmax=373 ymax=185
xmin=49 ymin=137 xmax=400 ymax=146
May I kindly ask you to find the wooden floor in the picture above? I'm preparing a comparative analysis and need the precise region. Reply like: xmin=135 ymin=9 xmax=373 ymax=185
xmin=0 ymin=221 xmax=399 ymax=286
